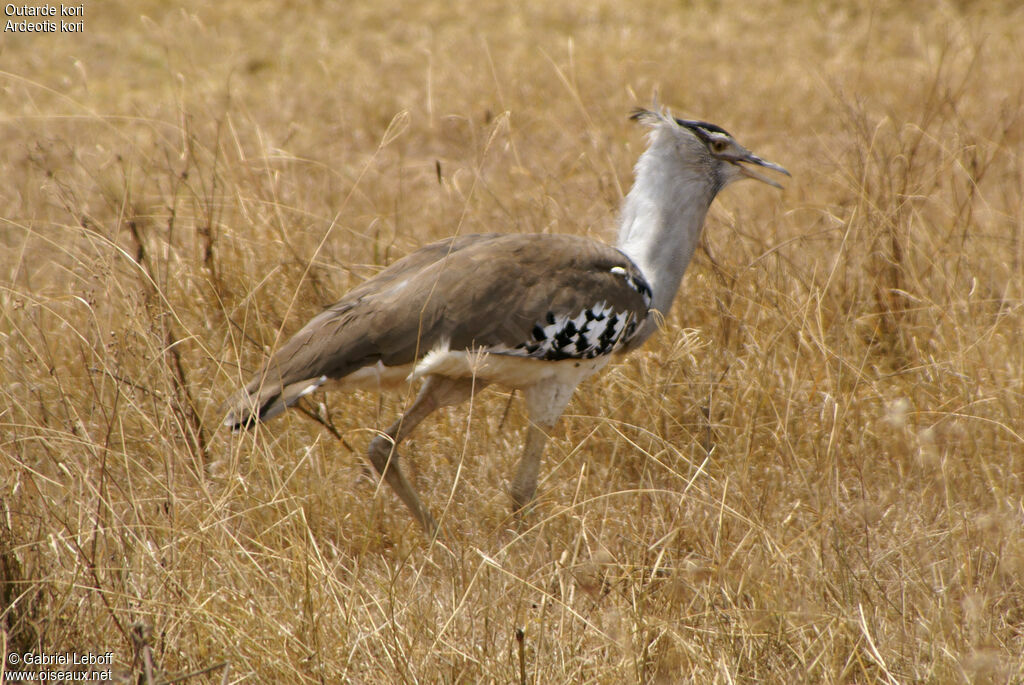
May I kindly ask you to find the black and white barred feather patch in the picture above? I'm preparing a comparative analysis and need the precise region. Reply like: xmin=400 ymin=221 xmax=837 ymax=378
xmin=497 ymin=265 xmax=652 ymax=362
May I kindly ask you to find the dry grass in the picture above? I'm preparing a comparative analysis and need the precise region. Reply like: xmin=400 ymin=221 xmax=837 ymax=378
xmin=2 ymin=0 xmax=1023 ymax=682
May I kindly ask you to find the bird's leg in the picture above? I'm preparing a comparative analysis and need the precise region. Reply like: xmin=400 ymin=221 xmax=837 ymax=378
xmin=367 ymin=398 xmax=438 ymax=534
xmin=509 ymin=381 xmax=578 ymax=514
xmin=367 ymin=375 xmax=479 ymax=534
xmin=509 ymin=421 xmax=551 ymax=511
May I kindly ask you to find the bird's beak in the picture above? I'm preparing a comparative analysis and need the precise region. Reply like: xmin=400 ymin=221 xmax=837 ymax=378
xmin=736 ymin=154 xmax=790 ymax=189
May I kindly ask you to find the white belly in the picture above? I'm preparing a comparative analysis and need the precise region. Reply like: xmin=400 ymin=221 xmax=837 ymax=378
xmin=326 ymin=343 xmax=610 ymax=396
xmin=411 ymin=345 xmax=610 ymax=389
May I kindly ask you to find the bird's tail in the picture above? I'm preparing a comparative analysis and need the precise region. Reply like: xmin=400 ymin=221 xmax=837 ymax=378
xmin=223 ymin=373 xmax=328 ymax=431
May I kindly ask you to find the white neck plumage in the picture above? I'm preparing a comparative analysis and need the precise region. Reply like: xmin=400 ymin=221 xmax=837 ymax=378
xmin=616 ymin=143 xmax=719 ymax=346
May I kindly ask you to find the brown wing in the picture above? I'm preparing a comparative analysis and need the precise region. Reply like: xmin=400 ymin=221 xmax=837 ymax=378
xmin=411 ymin=234 xmax=652 ymax=361
xmin=224 ymin=233 xmax=650 ymax=428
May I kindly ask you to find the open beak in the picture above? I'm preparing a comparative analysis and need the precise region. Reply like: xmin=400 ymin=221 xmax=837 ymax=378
xmin=736 ymin=154 xmax=790 ymax=189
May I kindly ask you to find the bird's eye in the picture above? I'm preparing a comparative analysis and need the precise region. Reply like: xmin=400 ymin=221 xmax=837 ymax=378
xmin=710 ymin=139 xmax=728 ymax=154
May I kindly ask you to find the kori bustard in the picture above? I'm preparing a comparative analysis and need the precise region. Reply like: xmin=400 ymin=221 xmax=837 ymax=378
xmin=224 ymin=108 xmax=788 ymax=533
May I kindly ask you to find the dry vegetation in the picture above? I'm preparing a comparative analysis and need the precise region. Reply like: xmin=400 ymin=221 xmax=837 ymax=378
xmin=2 ymin=0 xmax=1023 ymax=682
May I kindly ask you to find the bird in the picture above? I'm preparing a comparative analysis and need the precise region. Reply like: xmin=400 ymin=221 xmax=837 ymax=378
xmin=223 ymin=107 xmax=789 ymax=534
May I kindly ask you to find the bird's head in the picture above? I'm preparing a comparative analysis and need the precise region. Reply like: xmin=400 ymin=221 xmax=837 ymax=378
xmin=630 ymin=108 xmax=790 ymax=193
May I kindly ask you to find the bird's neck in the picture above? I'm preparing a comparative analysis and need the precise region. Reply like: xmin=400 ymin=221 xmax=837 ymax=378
xmin=615 ymin=162 xmax=716 ymax=345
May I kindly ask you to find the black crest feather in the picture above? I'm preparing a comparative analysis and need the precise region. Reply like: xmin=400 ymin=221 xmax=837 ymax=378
xmin=629 ymin=109 xmax=734 ymax=141
xmin=675 ymin=119 xmax=733 ymax=140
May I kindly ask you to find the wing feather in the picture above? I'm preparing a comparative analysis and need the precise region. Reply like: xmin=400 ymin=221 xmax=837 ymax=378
xmin=225 ymin=233 xmax=650 ymax=428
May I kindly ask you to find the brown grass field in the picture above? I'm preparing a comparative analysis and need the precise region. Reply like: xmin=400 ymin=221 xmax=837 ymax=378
xmin=2 ymin=0 xmax=1023 ymax=682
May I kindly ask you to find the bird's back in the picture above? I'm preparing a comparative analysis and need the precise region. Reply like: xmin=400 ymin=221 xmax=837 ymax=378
xmin=225 ymin=232 xmax=652 ymax=428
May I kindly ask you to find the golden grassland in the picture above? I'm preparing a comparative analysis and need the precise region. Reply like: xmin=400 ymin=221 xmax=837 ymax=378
xmin=2 ymin=0 xmax=1022 ymax=682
